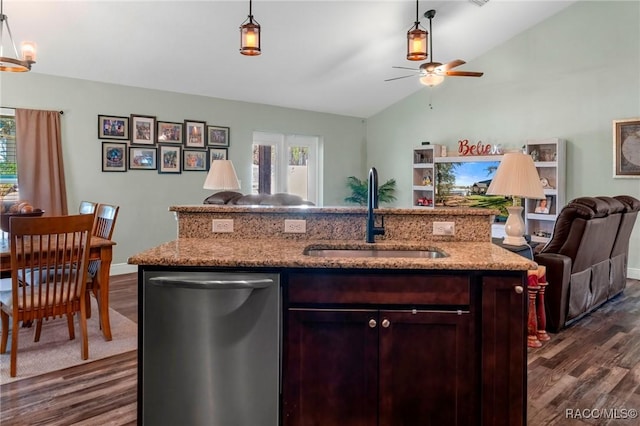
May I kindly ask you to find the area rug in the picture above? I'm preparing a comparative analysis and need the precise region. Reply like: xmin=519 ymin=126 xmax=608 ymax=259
xmin=0 ymin=298 xmax=137 ymax=384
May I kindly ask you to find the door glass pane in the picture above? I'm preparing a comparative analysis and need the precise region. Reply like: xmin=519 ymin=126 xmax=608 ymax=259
xmin=288 ymin=146 xmax=309 ymax=200
xmin=252 ymin=144 xmax=277 ymax=194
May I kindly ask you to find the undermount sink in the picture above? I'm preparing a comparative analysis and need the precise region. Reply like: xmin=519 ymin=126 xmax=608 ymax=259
xmin=304 ymin=248 xmax=448 ymax=259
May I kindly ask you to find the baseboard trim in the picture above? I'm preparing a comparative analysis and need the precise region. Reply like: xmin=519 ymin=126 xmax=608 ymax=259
xmin=108 ymin=262 xmax=640 ymax=280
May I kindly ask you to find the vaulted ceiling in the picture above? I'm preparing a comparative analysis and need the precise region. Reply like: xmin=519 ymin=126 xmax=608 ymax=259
xmin=4 ymin=1 xmax=577 ymax=117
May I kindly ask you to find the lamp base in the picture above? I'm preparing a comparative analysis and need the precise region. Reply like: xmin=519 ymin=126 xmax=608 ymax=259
xmin=502 ymin=206 xmax=527 ymax=247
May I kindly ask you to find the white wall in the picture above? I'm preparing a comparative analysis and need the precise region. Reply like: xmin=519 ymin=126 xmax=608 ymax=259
xmin=0 ymin=74 xmax=365 ymax=265
xmin=366 ymin=1 xmax=640 ymax=276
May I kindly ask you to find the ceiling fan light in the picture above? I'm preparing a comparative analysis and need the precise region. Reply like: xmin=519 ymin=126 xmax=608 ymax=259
xmin=406 ymin=27 xmax=427 ymax=61
xmin=420 ymin=74 xmax=445 ymax=87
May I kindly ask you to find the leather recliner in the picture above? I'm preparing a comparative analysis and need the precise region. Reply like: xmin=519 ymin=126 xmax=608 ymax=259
xmin=534 ymin=195 xmax=639 ymax=332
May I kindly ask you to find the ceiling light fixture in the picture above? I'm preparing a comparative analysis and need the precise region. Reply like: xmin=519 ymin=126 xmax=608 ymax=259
xmin=240 ymin=0 xmax=261 ymax=56
xmin=0 ymin=0 xmax=36 ymax=72
xmin=406 ymin=0 xmax=427 ymax=61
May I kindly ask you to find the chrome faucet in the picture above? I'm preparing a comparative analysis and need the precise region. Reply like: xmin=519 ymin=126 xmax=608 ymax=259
xmin=366 ymin=167 xmax=385 ymax=243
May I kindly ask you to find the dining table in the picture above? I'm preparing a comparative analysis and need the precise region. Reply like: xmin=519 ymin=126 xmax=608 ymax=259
xmin=0 ymin=234 xmax=117 ymax=341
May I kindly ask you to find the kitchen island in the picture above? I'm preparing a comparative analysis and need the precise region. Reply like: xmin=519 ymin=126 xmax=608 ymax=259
xmin=130 ymin=206 xmax=535 ymax=425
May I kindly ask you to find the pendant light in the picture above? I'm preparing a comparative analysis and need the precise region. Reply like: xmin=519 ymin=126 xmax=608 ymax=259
xmin=240 ymin=0 xmax=261 ymax=56
xmin=0 ymin=0 xmax=36 ymax=72
xmin=406 ymin=0 xmax=427 ymax=61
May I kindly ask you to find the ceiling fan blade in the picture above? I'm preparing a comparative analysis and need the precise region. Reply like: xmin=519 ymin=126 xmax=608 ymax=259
xmin=384 ymin=75 xmax=416 ymax=82
xmin=445 ymin=70 xmax=484 ymax=77
xmin=392 ymin=66 xmax=420 ymax=72
xmin=435 ymin=59 xmax=466 ymax=72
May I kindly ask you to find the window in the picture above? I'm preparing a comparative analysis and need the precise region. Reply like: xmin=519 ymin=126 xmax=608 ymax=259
xmin=0 ymin=109 xmax=19 ymax=204
xmin=252 ymin=131 xmax=321 ymax=205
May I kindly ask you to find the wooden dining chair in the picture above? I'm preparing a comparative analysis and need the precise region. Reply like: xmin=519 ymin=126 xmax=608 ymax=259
xmin=85 ymin=203 xmax=119 ymax=322
xmin=79 ymin=200 xmax=98 ymax=215
xmin=0 ymin=214 xmax=94 ymax=377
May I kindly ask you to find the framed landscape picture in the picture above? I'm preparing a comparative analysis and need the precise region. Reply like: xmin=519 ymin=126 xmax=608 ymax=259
xmin=157 ymin=121 xmax=183 ymax=144
xmin=209 ymin=148 xmax=228 ymax=161
xmin=102 ymin=142 xmax=127 ymax=172
xmin=183 ymin=149 xmax=208 ymax=171
xmin=131 ymin=114 xmax=156 ymax=145
xmin=98 ymin=115 xmax=129 ymax=140
xmin=158 ymin=144 xmax=182 ymax=174
xmin=184 ymin=120 xmax=206 ymax=148
xmin=207 ymin=125 xmax=230 ymax=147
xmin=129 ymin=147 xmax=157 ymax=170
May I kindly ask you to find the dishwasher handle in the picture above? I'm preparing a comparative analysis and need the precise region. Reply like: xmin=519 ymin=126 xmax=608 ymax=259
xmin=148 ymin=276 xmax=274 ymax=290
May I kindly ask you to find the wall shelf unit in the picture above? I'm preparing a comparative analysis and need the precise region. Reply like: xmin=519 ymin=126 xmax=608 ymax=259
xmin=412 ymin=145 xmax=440 ymax=208
xmin=524 ymin=138 xmax=566 ymax=243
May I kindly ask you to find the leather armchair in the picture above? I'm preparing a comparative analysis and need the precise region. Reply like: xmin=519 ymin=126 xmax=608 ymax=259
xmin=534 ymin=195 xmax=639 ymax=332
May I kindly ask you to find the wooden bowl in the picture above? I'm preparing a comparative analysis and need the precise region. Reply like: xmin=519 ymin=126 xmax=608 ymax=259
xmin=0 ymin=209 xmax=45 ymax=233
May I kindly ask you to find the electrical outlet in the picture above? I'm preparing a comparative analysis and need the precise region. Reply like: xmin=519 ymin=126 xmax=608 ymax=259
xmin=433 ymin=221 xmax=455 ymax=236
xmin=284 ymin=219 xmax=306 ymax=233
xmin=212 ymin=219 xmax=234 ymax=233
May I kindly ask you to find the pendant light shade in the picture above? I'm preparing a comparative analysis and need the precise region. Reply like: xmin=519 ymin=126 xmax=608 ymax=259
xmin=0 ymin=0 xmax=36 ymax=72
xmin=240 ymin=0 xmax=261 ymax=56
xmin=406 ymin=0 xmax=427 ymax=61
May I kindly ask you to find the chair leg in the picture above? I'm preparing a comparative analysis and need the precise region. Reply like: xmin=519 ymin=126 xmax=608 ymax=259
xmin=0 ymin=310 xmax=8 ymax=353
xmin=67 ymin=314 xmax=75 ymax=340
xmin=10 ymin=316 xmax=19 ymax=377
xmin=34 ymin=319 xmax=43 ymax=342
xmin=85 ymin=290 xmax=92 ymax=319
xmin=79 ymin=300 xmax=89 ymax=360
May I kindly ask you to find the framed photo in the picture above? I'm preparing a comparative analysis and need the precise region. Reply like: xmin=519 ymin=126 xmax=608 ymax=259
xmin=129 ymin=147 xmax=157 ymax=170
xmin=102 ymin=142 xmax=127 ymax=172
xmin=207 ymin=125 xmax=230 ymax=147
xmin=158 ymin=144 xmax=182 ymax=174
xmin=98 ymin=115 xmax=129 ymax=140
xmin=534 ymin=196 xmax=552 ymax=215
xmin=613 ymin=118 xmax=640 ymax=178
xmin=209 ymin=148 xmax=228 ymax=161
xmin=131 ymin=114 xmax=156 ymax=145
xmin=157 ymin=121 xmax=183 ymax=144
xmin=183 ymin=149 xmax=209 ymax=171
xmin=184 ymin=120 xmax=207 ymax=148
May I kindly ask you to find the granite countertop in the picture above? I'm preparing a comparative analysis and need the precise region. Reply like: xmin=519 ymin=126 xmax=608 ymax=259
xmin=170 ymin=205 xmax=500 ymax=216
xmin=128 ymin=238 xmax=537 ymax=271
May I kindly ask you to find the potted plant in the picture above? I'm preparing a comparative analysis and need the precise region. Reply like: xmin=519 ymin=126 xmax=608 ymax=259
xmin=344 ymin=176 xmax=397 ymax=206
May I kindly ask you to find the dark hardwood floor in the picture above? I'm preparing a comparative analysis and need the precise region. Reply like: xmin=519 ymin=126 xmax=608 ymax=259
xmin=1 ymin=274 xmax=639 ymax=425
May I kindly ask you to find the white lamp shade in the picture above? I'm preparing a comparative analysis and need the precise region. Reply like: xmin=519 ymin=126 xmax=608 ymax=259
xmin=203 ymin=160 xmax=241 ymax=191
xmin=420 ymin=74 xmax=445 ymax=87
xmin=487 ymin=152 xmax=545 ymax=200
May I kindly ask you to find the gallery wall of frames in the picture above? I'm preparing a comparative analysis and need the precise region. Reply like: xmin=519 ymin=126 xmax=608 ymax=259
xmin=98 ymin=114 xmax=230 ymax=173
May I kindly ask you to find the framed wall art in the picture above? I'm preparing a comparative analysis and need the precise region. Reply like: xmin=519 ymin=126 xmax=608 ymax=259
xmin=98 ymin=115 xmax=129 ymax=140
xmin=102 ymin=142 xmax=127 ymax=172
xmin=184 ymin=120 xmax=206 ymax=148
xmin=158 ymin=144 xmax=182 ymax=174
xmin=157 ymin=121 xmax=183 ymax=144
xmin=183 ymin=149 xmax=209 ymax=171
xmin=613 ymin=118 xmax=640 ymax=178
xmin=129 ymin=147 xmax=157 ymax=170
xmin=207 ymin=125 xmax=230 ymax=147
xmin=131 ymin=114 xmax=156 ymax=145
xmin=209 ymin=148 xmax=228 ymax=161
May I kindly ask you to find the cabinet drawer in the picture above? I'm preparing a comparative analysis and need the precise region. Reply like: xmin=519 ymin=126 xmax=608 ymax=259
xmin=287 ymin=271 xmax=470 ymax=306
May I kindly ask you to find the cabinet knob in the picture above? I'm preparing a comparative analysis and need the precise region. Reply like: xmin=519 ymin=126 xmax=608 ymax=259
xmin=381 ymin=319 xmax=390 ymax=328
xmin=368 ymin=319 xmax=377 ymax=328
xmin=515 ymin=286 xmax=524 ymax=294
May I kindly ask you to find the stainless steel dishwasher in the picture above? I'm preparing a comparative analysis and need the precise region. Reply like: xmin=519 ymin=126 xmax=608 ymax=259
xmin=141 ymin=270 xmax=280 ymax=426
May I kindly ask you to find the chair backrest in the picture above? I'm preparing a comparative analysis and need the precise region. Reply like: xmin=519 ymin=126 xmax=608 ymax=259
xmin=79 ymin=200 xmax=98 ymax=215
xmin=93 ymin=203 xmax=119 ymax=239
xmin=9 ymin=214 xmax=94 ymax=320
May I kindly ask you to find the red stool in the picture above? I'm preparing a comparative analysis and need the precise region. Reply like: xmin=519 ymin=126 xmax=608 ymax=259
xmin=527 ymin=270 xmax=542 ymax=348
xmin=536 ymin=266 xmax=551 ymax=342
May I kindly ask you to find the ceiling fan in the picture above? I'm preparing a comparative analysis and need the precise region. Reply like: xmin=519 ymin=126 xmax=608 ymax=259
xmin=386 ymin=9 xmax=484 ymax=86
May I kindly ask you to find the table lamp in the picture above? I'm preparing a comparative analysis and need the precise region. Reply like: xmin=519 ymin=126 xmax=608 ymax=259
xmin=487 ymin=152 xmax=545 ymax=246
xmin=203 ymin=160 xmax=241 ymax=191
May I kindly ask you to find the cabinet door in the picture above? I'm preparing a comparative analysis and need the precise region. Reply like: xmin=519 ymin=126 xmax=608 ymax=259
xmin=481 ymin=275 xmax=527 ymax=426
xmin=378 ymin=310 xmax=474 ymax=426
xmin=283 ymin=309 xmax=378 ymax=426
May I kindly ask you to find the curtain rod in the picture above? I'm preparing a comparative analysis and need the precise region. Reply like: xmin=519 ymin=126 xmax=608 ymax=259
xmin=1 ymin=106 xmax=64 ymax=114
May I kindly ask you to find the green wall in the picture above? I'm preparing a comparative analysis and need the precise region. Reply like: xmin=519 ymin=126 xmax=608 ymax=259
xmin=0 ymin=74 xmax=365 ymax=268
xmin=366 ymin=1 xmax=640 ymax=276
